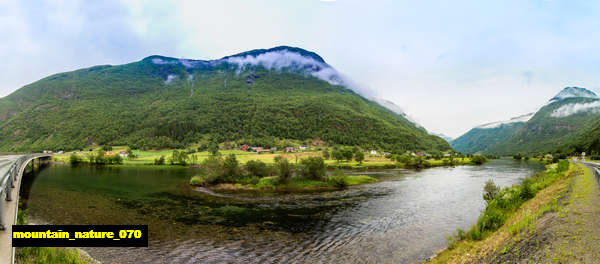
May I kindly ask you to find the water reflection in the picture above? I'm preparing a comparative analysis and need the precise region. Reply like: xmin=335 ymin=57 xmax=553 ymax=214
xmin=21 ymin=159 xmax=543 ymax=263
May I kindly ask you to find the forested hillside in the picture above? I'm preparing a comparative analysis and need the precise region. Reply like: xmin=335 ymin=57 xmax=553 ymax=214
xmin=0 ymin=46 xmax=450 ymax=153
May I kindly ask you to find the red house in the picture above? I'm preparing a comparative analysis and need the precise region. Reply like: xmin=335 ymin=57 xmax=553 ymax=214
xmin=241 ymin=144 xmax=249 ymax=151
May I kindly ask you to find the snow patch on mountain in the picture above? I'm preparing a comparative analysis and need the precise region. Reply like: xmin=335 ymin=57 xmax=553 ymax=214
xmin=477 ymin=112 xmax=534 ymax=129
xmin=549 ymin=87 xmax=598 ymax=102
xmin=550 ymin=100 xmax=600 ymax=118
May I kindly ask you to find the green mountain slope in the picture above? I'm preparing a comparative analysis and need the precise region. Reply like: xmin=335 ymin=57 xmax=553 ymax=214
xmin=488 ymin=96 xmax=599 ymax=155
xmin=451 ymin=122 xmax=525 ymax=154
xmin=0 ymin=46 xmax=450 ymax=152
xmin=452 ymin=87 xmax=600 ymax=155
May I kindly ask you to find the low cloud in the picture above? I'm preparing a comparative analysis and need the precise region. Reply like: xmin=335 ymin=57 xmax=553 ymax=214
xmin=224 ymin=49 xmax=376 ymax=97
xmin=550 ymin=100 xmax=600 ymax=118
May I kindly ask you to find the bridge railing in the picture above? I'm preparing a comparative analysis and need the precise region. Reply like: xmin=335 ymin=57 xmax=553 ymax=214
xmin=0 ymin=154 xmax=49 ymax=230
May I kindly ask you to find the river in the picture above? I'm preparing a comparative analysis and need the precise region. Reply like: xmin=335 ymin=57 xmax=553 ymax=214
xmin=19 ymin=159 xmax=544 ymax=264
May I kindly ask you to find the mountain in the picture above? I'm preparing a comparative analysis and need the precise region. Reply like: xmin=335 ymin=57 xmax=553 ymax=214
xmin=549 ymin=86 xmax=597 ymax=102
xmin=429 ymin=132 xmax=453 ymax=143
xmin=453 ymin=86 xmax=600 ymax=155
xmin=451 ymin=113 xmax=533 ymax=154
xmin=488 ymin=87 xmax=599 ymax=154
xmin=0 ymin=46 xmax=451 ymax=153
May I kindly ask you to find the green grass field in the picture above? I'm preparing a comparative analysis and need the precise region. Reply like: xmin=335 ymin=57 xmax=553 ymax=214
xmin=53 ymin=146 xmax=477 ymax=169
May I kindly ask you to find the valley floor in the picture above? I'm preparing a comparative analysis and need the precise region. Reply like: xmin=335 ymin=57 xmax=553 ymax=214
xmin=427 ymin=162 xmax=600 ymax=264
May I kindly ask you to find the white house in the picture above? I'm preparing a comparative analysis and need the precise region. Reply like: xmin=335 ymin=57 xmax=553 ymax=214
xmin=370 ymin=150 xmax=377 ymax=155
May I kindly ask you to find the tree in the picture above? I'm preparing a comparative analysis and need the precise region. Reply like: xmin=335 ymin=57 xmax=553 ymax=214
xmin=102 ymin=145 xmax=113 ymax=151
xmin=300 ymin=157 xmax=326 ymax=180
xmin=208 ymin=140 xmax=220 ymax=156
xmin=95 ymin=150 xmax=106 ymax=165
xmin=471 ymin=155 xmax=487 ymax=165
xmin=223 ymin=154 xmax=241 ymax=179
xmin=126 ymin=148 xmax=137 ymax=159
xmin=246 ymin=160 xmax=269 ymax=177
xmin=277 ymin=157 xmax=292 ymax=182
xmin=341 ymin=147 xmax=354 ymax=161
xmin=322 ymin=149 xmax=330 ymax=160
xmin=69 ymin=154 xmax=82 ymax=165
xmin=332 ymin=149 xmax=344 ymax=163
xmin=170 ymin=150 xmax=189 ymax=165
xmin=354 ymin=151 xmax=364 ymax=164
xmin=154 ymin=155 xmax=165 ymax=165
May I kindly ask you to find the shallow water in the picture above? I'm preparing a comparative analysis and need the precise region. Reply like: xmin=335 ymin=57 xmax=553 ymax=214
xmin=21 ymin=159 xmax=543 ymax=264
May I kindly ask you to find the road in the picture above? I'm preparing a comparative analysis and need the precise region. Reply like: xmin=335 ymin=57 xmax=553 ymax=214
xmin=0 ymin=155 xmax=24 ymax=264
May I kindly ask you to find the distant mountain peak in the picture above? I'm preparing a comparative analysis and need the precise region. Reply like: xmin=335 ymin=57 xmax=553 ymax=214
xmin=549 ymin=87 xmax=598 ymax=102
xmin=222 ymin=46 xmax=326 ymax=64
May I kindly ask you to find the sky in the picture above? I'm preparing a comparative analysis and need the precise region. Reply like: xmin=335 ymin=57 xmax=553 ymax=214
xmin=2 ymin=0 xmax=600 ymax=138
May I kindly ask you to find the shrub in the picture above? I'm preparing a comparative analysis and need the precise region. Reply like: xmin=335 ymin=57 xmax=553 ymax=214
xmin=69 ymin=154 xmax=82 ymax=165
xmin=354 ymin=151 xmax=365 ymax=164
xmin=154 ymin=155 xmax=165 ymax=165
xmin=471 ymin=155 xmax=487 ymax=165
xmin=322 ymin=149 xmax=330 ymax=160
xmin=327 ymin=170 xmax=347 ymax=188
xmin=483 ymin=180 xmax=500 ymax=204
xmin=519 ymin=178 xmax=535 ymax=200
xmin=246 ymin=160 xmax=269 ymax=177
xmin=557 ymin=159 xmax=569 ymax=172
xmin=189 ymin=176 xmax=204 ymax=186
xmin=198 ymin=155 xmax=224 ymax=185
xmin=223 ymin=154 xmax=241 ymax=179
xmin=446 ymin=228 xmax=466 ymax=250
xmin=276 ymin=157 xmax=292 ymax=182
xmin=300 ymin=157 xmax=326 ymax=180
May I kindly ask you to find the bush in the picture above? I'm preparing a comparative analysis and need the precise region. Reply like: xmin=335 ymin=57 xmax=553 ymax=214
xmin=300 ymin=157 xmax=326 ymax=180
xmin=322 ymin=149 xmax=330 ymax=160
xmin=519 ymin=178 xmax=535 ymax=200
xmin=154 ymin=155 xmax=165 ymax=165
xmin=471 ymin=155 xmax=487 ymax=165
xmin=197 ymin=155 xmax=224 ymax=186
xmin=69 ymin=154 xmax=82 ymax=165
xmin=557 ymin=159 xmax=569 ymax=172
xmin=246 ymin=160 xmax=269 ymax=177
xmin=354 ymin=151 xmax=365 ymax=164
xmin=276 ymin=157 xmax=292 ymax=182
xmin=223 ymin=154 xmax=241 ymax=179
xmin=483 ymin=180 xmax=500 ymax=204
xmin=327 ymin=170 xmax=347 ymax=188
xmin=446 ymin=228 xmax=466 ymax=250
xmin=513 ymin=153 xmax=523 ymax=160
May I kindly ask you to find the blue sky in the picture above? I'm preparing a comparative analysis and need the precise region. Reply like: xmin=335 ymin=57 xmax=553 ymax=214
xmin=2 ymin=0 xmax=600 ymax=137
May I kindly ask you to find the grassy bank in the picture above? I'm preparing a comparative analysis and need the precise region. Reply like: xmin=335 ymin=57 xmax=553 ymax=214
xmin=15 ymin=203 xmax=91 ymax=264
xmin=427 ymin=160 xmax=575 ymax=263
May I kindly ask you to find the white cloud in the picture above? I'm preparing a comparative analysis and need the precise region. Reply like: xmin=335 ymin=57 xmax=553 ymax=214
xmin=550 ymin=101 xmax=600 ymax=118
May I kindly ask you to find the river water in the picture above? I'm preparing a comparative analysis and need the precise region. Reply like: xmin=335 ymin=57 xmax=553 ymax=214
xmin=20 ymin=159 xmax=543 ymax=264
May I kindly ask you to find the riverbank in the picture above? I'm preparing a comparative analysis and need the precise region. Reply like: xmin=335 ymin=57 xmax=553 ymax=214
xmin=15 ymin=203 xmax=96 ymax=264
xmin=426 ymin=161 xmax=588 ymax=263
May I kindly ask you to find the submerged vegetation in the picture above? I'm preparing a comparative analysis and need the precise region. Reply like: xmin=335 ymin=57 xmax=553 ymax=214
xmin=188 ymin=154 xmax=377 ymax=190
xmin=15 ymin=202 xmax=90 ymax=264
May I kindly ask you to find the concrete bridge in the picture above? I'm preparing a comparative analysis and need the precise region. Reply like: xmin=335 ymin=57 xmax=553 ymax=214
xmin=0 ymin=154 xmax=52 ymax=264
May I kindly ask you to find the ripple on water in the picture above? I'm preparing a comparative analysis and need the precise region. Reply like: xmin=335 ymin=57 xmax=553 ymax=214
xmin=21 ymin=159 xmax=544 ymax=263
